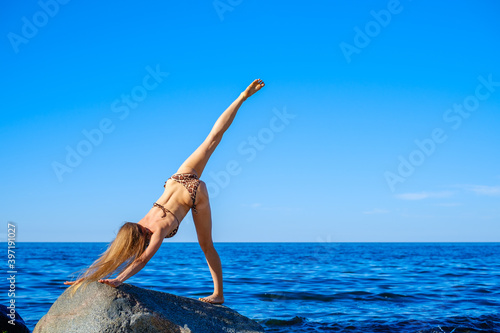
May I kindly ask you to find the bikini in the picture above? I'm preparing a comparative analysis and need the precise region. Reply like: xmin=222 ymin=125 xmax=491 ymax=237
xmin=152 ymin=173 xmax=201 ymax=238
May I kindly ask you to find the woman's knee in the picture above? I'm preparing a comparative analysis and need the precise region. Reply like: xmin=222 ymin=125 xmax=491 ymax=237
xmin=199 ymin=240 xmax=214 ymax=253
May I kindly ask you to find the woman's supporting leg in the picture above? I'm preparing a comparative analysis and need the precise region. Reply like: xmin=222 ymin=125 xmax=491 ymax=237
xmin=176 ymin=79 xmax=265 ymax=177
xmin=192 ymin=182 xmax=224 ymax=304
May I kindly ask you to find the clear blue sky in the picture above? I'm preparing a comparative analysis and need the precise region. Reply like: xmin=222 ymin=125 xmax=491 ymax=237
xmin=2 ymin=0 xmax=499 ymax=242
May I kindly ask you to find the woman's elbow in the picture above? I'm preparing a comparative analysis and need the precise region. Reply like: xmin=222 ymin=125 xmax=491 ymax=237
xmin=136 ymin=256 xmax=150 ymax=265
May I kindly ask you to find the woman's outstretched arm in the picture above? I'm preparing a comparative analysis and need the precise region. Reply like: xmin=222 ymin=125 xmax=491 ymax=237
xmin=97 ymin=230 xmax=167 ymax=288
xmin=176 ymin=78 xmax=265 ymax=177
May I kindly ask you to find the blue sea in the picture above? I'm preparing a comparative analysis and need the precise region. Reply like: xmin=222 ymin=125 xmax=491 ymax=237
xmin=4 ymin=242 xmax=500 ymax=332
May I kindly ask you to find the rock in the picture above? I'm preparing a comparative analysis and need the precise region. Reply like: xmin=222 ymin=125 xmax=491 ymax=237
xmin=0 ymin=304 xmax=31 ymax=333
xmin=33 ymin=282 xmax=264 ymax=333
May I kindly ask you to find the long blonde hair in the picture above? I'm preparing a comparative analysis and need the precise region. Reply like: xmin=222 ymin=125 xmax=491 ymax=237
xmin=67 ymin=222 xmax=149 ymax=296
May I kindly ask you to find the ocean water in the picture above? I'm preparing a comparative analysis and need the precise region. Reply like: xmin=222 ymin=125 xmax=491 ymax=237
xmin=3 ymin=242 xmax=500 ymax=332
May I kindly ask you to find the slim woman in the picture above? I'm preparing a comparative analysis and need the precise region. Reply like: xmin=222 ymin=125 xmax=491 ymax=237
xmin=64 ymin=79 xmax=265 ymax=304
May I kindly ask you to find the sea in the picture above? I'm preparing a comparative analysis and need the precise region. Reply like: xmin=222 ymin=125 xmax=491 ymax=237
xmin=3 ymin=242 xmax=500 ymax=332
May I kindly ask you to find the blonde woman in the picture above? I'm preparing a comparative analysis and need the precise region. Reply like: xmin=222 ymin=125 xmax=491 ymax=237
xmin=64 ymin=79 xmax=265 ymax=304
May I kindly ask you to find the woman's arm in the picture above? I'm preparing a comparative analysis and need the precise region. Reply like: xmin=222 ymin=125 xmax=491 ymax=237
xmin=99 ymin=231 xmax=165 ymax=287
xmin=177 ymin=79 xmax=265 ymax=177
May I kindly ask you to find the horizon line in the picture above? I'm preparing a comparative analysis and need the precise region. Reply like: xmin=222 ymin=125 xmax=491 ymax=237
xmin=4 ymin=241 xmax=500 ymax=244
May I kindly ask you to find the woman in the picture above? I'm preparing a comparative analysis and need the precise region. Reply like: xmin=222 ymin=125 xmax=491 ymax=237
xmin=64 ymin=79 xmax=265 ymax=304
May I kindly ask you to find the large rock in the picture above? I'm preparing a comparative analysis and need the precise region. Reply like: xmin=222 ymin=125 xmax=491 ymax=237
xmin=34 ymin=282 xmax=264 ymax=333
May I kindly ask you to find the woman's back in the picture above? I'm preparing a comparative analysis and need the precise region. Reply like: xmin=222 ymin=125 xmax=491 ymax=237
xmin=139 ymin=172 xmax=203 ymax=237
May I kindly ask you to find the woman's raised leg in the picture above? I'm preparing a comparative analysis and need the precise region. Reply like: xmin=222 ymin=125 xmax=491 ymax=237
xmin=176 ymin=79 xmax=265 ymax=177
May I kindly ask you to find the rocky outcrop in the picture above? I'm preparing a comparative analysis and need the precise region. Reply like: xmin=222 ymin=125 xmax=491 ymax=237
xmin=33 ymin=281 xmax=264 ymax=333
xmin=0 ymin=304 xmax=30 ymax=333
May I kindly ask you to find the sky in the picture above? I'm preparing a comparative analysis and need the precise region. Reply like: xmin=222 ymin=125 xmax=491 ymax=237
xmin=1 ymin=0 xmax=499 ymax=242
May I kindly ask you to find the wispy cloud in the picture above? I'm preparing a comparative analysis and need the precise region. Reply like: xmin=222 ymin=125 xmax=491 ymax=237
xmin=396 ymin=191 xmax=454 ymax=201
xmin=242 ymin=203 xmax=263 ymax=209
xmin=461 ymin=185 xmax=500 ymax=196
xmin=241 ymin=203 xmax=301 ymax=212
xmin=362 ymin=209 xmax=390 ymax=215
xmin=433 ymin=202 xmax=462 ymax=207
xmin=397 ymin=184 xmax=500 ymax=201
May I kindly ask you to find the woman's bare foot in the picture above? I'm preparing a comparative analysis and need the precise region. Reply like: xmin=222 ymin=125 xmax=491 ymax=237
xmin=241 ymin=78 xmax=265 ymax=100
xmin=199 ymin=294 xmax=225 ymax=304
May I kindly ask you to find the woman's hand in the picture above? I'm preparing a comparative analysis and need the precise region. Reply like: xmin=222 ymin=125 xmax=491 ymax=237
xmin=241 ymin=78 xmax=265 ymax=100
xmin=63 ymin=278 xmax=83 ymax=285
xmin=98 ymin=278 xmax=123 ymax=288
